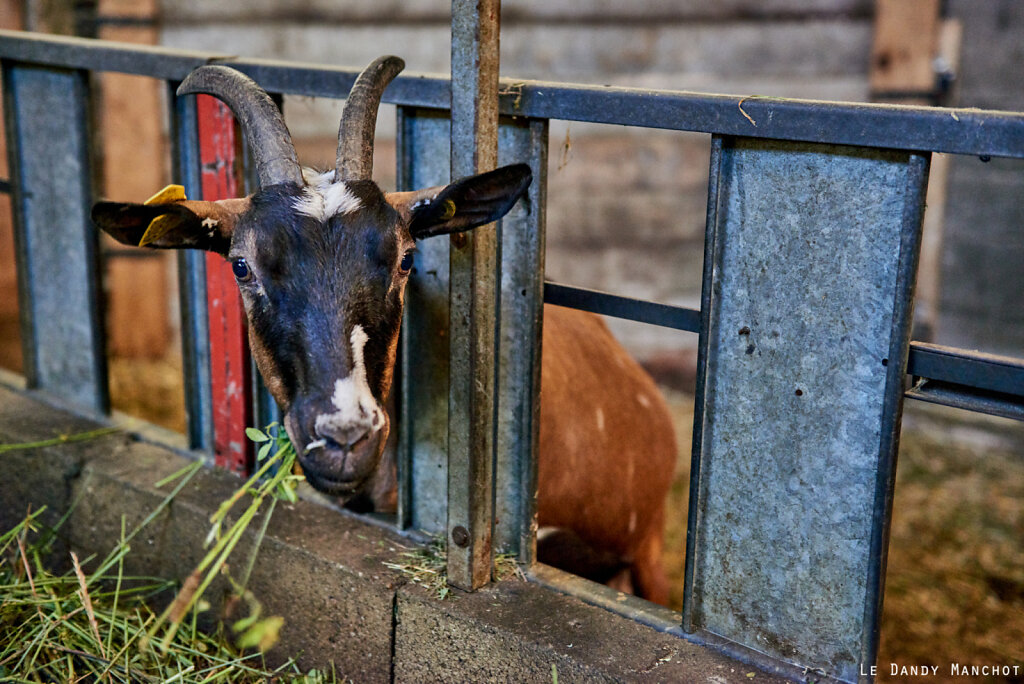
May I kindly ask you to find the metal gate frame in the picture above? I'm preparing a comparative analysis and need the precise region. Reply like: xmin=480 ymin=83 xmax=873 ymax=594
xmin=1 ymin=12 xmax=1023 ymax=682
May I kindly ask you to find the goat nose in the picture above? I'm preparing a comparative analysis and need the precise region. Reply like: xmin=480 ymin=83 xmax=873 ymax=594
xmin=312 ymin=424 xmax=371 ymax=452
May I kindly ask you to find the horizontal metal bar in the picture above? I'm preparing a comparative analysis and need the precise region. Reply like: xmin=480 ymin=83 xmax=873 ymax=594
xmin=543 ymin=281 xmax=700 ymax=332
xmin=906 ymin=379 xmax=1024 ymax=422
xmin=907 ymin=341 xmax=1024 ymax=398
xmin=503 ymin=84 xmax=1024 ymax=159
xmin=528 ymin=564 xmax=684 ymax=636
xmin=2 ymin=30 xmax=1024 ymax=158
xmin=0 ymin=29 xmax=444 ymax=105
xmin=544 ymin=285 xmax=1024 ymax=411
xmin=124 ymin=6 xmax=873 ymax=27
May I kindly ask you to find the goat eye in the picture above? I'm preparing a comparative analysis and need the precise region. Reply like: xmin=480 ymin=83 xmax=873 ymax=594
xmin=399 ymin=251 xmax=414 ymax=273
xmin=232 ymin=257 xmax=251 ymax=281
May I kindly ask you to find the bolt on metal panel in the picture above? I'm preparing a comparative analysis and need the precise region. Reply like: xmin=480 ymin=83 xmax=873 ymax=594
xmin=3 ymin=63 xmax=107 ymax=413
xmin=685 ymin=137 xmax=928 ymax=682
xmin=397 ymin=106 xmax=452 ymax=536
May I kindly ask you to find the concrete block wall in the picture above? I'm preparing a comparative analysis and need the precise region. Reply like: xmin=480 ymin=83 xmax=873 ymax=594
xmin=155 ymin=0 xmax=878 ymax=368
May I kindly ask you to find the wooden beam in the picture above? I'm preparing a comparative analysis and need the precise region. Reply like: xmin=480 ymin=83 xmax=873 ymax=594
xmin=870 ymin=0 xmax=941 ymax=101
xmin=870 ymin=1 xmax=961 ymax=343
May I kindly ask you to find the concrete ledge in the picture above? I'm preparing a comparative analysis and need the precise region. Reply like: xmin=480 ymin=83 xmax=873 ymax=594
xmin=395 ymin=578 xmax=776 ymax=683
xmin=0 ymin=383 xmax=783 ymax=682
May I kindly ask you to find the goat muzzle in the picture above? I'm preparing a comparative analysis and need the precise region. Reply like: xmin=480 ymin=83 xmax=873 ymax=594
xmin=285 ymin=408 xmax=388 ymax=498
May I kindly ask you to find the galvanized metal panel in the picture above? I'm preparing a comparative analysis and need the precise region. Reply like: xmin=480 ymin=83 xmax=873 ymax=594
xmin=494 ymin=118 xmax=547 ymax=557
xmin=397 ymin=106 xmax=452 ymax=536
xmin=397 ymin=109 xmax=547 ymax=559
xmin=686 ymin=137 xmax=928 ymax=682
xmin=3 ymin=63 xmax=107 ymax=413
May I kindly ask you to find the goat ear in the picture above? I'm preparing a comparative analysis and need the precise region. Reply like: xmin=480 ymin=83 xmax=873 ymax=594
xmin=388 ymin=163 xmax=532 ymax=240
xmin=91 ymin=197 xmax=250 ymax=255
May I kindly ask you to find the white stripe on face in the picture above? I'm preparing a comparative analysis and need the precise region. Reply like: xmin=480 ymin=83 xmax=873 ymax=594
xmin=293 ymin=168 xmax=362 ymax=222
xmin=313 ymin=324 xmax=384 ymax=444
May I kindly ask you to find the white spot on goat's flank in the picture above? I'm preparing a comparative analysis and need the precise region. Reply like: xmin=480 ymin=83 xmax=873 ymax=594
xmin=313 ymin=325 xmax=383 ymax=440
xmin=636 ymin=393 xmax=651 ymax=408
xmin=628 ymin=510 xmax=637 ymax=534
xmin=293 ymin=171 xmax=362 ymax=222
xmin=595 ymin=407 xmax=605 ymax=432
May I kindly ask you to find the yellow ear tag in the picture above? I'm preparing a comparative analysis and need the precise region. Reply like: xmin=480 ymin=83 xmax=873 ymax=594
xmin=143 ymin=184 xmax=186 ymax=206
xmin=139 ymin=214 xmax=179 ymax=247
xmin=440 ymin=199 xmax=457 ymax=221
xmin=139 ymin=185 xmax=188 ymax=246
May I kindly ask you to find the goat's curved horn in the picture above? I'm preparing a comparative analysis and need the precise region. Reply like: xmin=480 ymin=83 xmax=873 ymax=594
xmin=177 ymin=66 xmax=303 ymax=188
xmin=336 ymin=56 xmax=405 ymax=181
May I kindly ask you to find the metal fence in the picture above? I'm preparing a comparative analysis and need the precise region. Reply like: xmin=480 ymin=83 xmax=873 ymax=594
xmin=1 ymin=20 xmax=1023 ymax=684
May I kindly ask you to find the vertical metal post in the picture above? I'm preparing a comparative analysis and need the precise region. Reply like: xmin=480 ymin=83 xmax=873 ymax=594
xmin=195 ymin=94 xmax=253 ymax=476
xmin=3 ymin=62 xmax=108 ymax=414
xmin=170 ymin=80 xmax=214 ymax=453
xmin=447 ymin=0 xmax=501 ymax=590
xmin=862 ymin=152 xmax=930 ymax=676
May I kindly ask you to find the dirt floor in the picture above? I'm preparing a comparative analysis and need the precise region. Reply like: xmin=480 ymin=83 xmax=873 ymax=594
xmin=108 ymin=353 xmax=187 ymax=434
xmin=659 ymin=389 xmax=1024 ymax=682
xmin=876 ymin=426 xmax=1024 ymax=682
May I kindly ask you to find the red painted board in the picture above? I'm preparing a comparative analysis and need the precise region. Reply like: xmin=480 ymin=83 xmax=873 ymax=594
xmin=196 ymin=94 xmax=253 ymax=476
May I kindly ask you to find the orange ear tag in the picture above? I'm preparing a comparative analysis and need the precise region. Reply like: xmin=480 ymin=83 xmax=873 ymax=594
xmin=140 ymin=185 xmax=187 ymax=246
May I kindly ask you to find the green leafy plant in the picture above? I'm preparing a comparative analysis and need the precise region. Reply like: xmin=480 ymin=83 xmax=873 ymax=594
xmin=147 ymin=423 xmax=301 ymax=654
xmin=0 ymin=491 xmax=326 ymax=681
xmin=0 ymin=425 xmax=343 ymax=682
